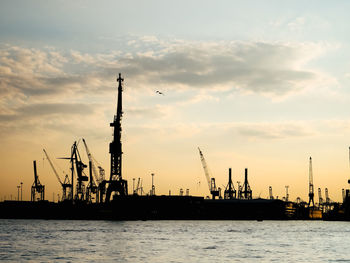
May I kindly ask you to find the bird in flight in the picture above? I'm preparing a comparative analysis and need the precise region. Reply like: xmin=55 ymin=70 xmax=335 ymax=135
xmin=156 ymin=90 xmax=164 ymax=95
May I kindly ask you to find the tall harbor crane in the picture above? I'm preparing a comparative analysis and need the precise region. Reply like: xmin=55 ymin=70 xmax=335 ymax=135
xmin=82 ymin=138 xmax=105 ymax=202
xmin=43 ymin=149 xmax=72 ymax=201
xmin=105 ymin=73 xmax=128 ymax=202
xmin=241 ymin=168 xmax=252 ymax=199
xmin=198 ymin=147 xmax=219 ymax=199
xmin=224 ymin=168 xmax=236 ymax=199
xmin=308 ymin=157 xmax=315 ymax=207
xmin=31 ymin=160 xmax=45 ymax=201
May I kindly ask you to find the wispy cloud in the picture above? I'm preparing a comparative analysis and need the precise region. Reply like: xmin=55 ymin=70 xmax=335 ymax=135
xmin=0 ymin=38 xmax=338 ymax=142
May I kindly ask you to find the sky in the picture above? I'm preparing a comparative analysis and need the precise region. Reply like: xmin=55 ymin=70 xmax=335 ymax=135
xmin=1 ymin=0 xmax=350 ymax=202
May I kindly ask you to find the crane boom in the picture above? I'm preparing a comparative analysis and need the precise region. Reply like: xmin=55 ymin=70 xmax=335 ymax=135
xmin=43 ymin=149 xmax=63 ymax=185
xmin=82 ymin=138 xmax=100 ymax=184
xmin=198 ymin=147 xmax=212 ymax=192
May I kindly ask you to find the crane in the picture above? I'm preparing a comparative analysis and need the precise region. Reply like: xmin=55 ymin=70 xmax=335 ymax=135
xmin=82 ymin=139 xmax=105 ymax=184
xmin=224 ymin=168 xmax=236 ymax=199
xmin=269 ymin=186 xmax=274 ymax=200
xmin=308 ymin=157 xmax=315 ymax=207
xmin=58 ymin=141 xmax=88 ymax=201
xmin=105 ymin=73 xmax=128 ymax=202
xmin=241 ymin=168 xmax=252 ymax=199
xmin=325 ymin=188 xmax=331 ymax=212
xmin=198 ymin=147 xmax=219 ymax=199
xmin=318 ymin=187 xmax=323 ymax=210
xmin=134 ymin=178 xmax=143 ymax=195
xmin=82 ymin=138 xmax=105 ymax=202
xmin=43 ymin=149 xmax=72 ymax=201
xmin=72 ymin=141 xmax=88 ymax=201
xmin=31 ymin=160 xmax=45 ymax=201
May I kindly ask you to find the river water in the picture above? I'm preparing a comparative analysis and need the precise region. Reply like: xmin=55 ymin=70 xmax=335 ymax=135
xmin=1 ymin=219 xmax=350 ymax=262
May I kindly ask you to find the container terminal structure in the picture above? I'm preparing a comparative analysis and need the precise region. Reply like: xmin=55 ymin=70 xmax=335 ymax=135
xmin=1 ymin=73 xmax=349 ymax=221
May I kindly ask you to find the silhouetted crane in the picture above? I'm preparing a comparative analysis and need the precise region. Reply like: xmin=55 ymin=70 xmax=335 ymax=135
xmin=43 ymin=149 xmax=72 ymax=201
xmin=198 ymin=147 xmax=219 ymax=199
xmin=241 ymin=168 xmax=252 ymax=199
xmin=82 ymin=138 xmax=105 ymax=202
xmin=308 ymin=157 xmax=315 ymax=207
xmin=31 ymin=160 xmax=45 ymax=201
xmin=224 ymin=168 xmax=236 ymax=199
xmin=318 ymin=187 xmax=323 ymax=210
xmin=105 ymin=73 xmax=128 ymax=202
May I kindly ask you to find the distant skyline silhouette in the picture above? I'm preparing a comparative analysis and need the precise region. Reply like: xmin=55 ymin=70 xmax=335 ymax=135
xmin=1 ymin=0 xmax=350 ymax=202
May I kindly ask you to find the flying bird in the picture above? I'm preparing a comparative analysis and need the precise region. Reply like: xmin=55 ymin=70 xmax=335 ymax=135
xmin=156 ymin=90 xmax=164 ymax=95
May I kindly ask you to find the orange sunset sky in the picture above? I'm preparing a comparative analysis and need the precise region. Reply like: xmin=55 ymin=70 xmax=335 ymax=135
xmin=2 ymin=0 xmax=350 ymax=202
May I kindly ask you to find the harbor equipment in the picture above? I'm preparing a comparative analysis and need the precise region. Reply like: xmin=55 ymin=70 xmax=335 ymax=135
xmin=151 ymin=173 xmax=155 ymax=196
xmin=105 ymin=73 xmax=128 ymax=202
xmin=43 ymin=149 xmax=72 ymax=201
xmin=308 ymin=157 xmax=315 ymax=207
xmin=269 ymin=186 xmax=274 ymax=200
xmin=82 ymin=138 xmax=105 ymax=202
xmin=31 ymin=160 xmax=45 ymax=201
xmin=241 ymin=168 xmax=252 ymax=199
xmin=224 ymin=168 xmax=236 ymax=199
xmin=237 ymin=181 xmax=243 ymax=199
xmin=318 ymin=187 xmax=323 ymax=210
xmin=60 ymin=141 xmax=88 ymax=201
xmin=72 ymin=141 xmax=88 ymax=201
xmin=198 ymin=147 xmax=219 ymax=199
xmin=285 ymin=186 xmax=289 ymax=202
xmin=85 ymin=160 xmax=98 ymax=202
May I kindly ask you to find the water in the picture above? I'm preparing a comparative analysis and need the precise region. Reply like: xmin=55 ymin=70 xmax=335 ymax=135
xmin=1 ymin=220 xmax=350 ymax=262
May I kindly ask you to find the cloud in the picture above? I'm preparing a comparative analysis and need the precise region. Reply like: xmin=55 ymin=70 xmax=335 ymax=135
xmin=0 ymin=38 xmax=337 ymax=142
xmin=233 ymin=123 xmax=314 ymax=140
xmin=118 ymin=40 xmax=333 ymax=97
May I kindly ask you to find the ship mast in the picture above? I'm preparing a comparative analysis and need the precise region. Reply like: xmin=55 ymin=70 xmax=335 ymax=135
xmin=105 ymin=73 xmax=128 ymax=202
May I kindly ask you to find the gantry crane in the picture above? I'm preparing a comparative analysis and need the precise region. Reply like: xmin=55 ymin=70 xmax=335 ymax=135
xmin=224 ymin=168 xmax=236 ymax=199
xmin=198 ymin=147 xmax=219 ymax=199
xmin=31 ymin=160 xmax=45 ymax=201
xmin=308 ymin=157 xmax=315 ymax=207
xmin=241 ymin=168 xmax=252 ymax=199
xmin=105 ymin=73 xmax=128 ymax=202
xmin=43 ymin=149 xmax=72 ymax=201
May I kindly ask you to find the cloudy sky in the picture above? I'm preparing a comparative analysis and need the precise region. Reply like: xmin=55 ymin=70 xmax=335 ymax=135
xmin=1 ymin=0 xmax=350 ymax=202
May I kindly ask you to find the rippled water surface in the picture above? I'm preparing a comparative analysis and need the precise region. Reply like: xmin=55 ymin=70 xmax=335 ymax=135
xmin=1 ymin=219 xmax=350 ymax=262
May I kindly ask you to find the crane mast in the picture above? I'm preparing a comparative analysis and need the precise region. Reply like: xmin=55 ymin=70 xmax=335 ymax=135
xmin=198 ymin=147 xmax=219 ymax=199
xmin=105 ymin=73 xmax=128 ymax=202
xmin=308 ymin=157 xmax=315 ymax=207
